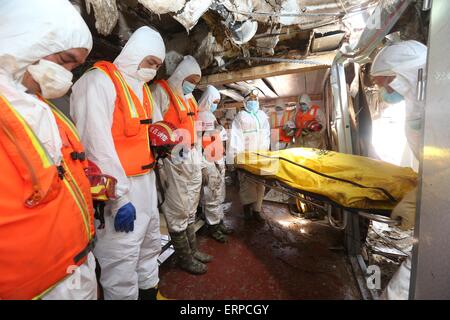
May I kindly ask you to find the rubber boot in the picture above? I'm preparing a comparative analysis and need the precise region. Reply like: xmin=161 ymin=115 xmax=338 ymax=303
xmin=252 ymin=210 xmax=265 ymax=223
xmin=218 ymin=220 xmax=234 ymax=235
xmin=169 ymin=230 xmax=207 ymax=275
xmin=186 ymin=223 xmax=213 ymax=263
xmin=138 ymin=287 xmax=157 ymax=300
xmin=243 ymin=204 xmax=253 ymax=220
xmin=138 ymin=286 xmax=170 ymax=300
xmin=209 ymin=224 xmax=227 ymax=243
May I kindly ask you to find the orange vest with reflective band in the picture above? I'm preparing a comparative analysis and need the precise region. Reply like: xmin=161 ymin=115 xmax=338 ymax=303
xmin=155 ymin=80 xmax=198 ymax=147
xmin=93 ymin=61 xmax=155 ymax=176
xmin=0 ymin=95 xmax=95 ymax=300
xmin=39 ymin=96 xmax=95 ymax=226
xmin=295 ymin=105 xmax=319 ymax=138
xmin=270 ymin=109 xmax=293 ymax=143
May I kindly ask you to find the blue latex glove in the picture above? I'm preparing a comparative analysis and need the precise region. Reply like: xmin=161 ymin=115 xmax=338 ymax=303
xmin=114 ymin=202 xmax=136 ymax=233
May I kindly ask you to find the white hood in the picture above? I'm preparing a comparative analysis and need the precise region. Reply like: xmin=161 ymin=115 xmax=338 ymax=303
xmin=0 ymin=0 xmax=93 ymax=165
xmin=168 ymin=55 xmax=202 ymax=95
xmin=0 ymin=0 xmax=93 ymax=84
xmin=371 ymin=40 xmax=427 ymax=96
xmin=114 ymin=26 xmax=166 ymax=83
xmin=198 ymin=85 xmax=220 ymax=112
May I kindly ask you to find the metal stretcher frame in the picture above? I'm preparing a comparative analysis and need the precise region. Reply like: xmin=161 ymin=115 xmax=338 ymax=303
xmin=238 ymin=168 xmax=401 ymax=300
xmin=237 ymin=169 xmax=400 ymax=228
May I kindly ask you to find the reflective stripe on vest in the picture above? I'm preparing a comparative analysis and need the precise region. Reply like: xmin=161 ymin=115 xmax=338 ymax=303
xmin=0 ymin=94 xmax=94 ymax=300
xmin=295 ymin=105 xmax=320 ymax=137
xmin=92 ymin=61 xmax=155 ymax=176
xmin=38 ymin=96 xmax=95 ymax=241
xmin=155 ymin=80 xmax=197 ymax=146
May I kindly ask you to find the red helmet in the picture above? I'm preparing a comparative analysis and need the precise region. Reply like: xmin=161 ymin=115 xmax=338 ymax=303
xmin=305 ymin=120 xmax=323 ymax=132
xmin=149 ymin=121 xmax=180 ymax=147
xmin=84 ymin=160 xmax=117 ymax=201
xmin=149 ymin=121 xmax=181 ymax=158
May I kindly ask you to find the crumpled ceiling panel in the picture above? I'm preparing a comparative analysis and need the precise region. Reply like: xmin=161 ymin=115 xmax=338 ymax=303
xmin=85 ymin=0 xmax=119 ymax=36
xmin=137 ymin=0 xmax=185 ymax=15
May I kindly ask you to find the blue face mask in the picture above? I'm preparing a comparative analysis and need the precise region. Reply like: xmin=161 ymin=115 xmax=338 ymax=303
xmin=300 ymin=103 xmax=309 ymax=112
xmin=183 ymin=81 xmax=196 ymax=95
xmin=210 ymin=103 xmax=218 ymax=113
xmin=245 ymin=100 xmax=259 ymax=113
xmin=380 ymin=87 xmax=404 ymax=104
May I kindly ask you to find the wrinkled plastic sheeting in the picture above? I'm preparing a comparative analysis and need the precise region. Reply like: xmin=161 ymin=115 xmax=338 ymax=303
xmin=85 ymin=0 xmax=119 ymax=36
xmin=137 ymin=0 xmax=185 ymax=15
xmin=174 ymin=0 xmax=214 ymax=31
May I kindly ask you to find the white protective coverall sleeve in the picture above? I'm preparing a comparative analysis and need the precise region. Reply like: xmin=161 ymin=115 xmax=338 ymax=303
xmin=151 ymin=55 xmax=203 ymax=233
xmin=0 ymin=0 xmax=97 ymax=300
xmin=371 ymin=40 xmax=427 ymax=300
xmin=71 ymin=26 xmax=166 ymax=299
xmin=198 ymin=85 xmax=225 ymax=225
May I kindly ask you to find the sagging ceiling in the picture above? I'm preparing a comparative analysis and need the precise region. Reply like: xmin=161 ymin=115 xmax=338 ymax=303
xmin=69 ymin=0 xmax=426 ymax=104
xmin=71 ymin=0 xmax=382 ymax=73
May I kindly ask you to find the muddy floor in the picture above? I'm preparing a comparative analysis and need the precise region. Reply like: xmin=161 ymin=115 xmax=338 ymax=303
xmin=158 ymin=185 xmax=361 ymax=300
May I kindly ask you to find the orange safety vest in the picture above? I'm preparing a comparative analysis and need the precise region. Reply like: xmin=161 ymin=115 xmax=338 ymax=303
xmin=93 ymin=61 xmax=155 ymax=177
xmin=295 ymin=105 xmax=320 ymax=138
xmin=155 ymin=80 xmax=198 ymax=147
xmin=39 ymin=96 xmax=95 ymax=222
xmin=0 ymin=94 xmax=95 ymax=300
xmin=270 ymin=109 xmax=293 ymax=143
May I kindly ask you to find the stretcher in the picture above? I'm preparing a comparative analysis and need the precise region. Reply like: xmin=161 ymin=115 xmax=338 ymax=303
xmin=236 ymin=148 xmax=418 ymax=227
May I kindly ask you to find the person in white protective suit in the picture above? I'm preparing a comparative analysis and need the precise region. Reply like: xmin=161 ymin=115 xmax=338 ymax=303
xmin=290 ymin=94 xmax=326 ymax=149
xmin=228 ymin=88 xmax=271 ymax=221
xmin=0 ymin=0 xmax=97 ymax=300
xmin=370 ymin=40 xmax=428 ymax=300
xmin=151 ymin=56 xmax=213 ymax=275
xmin=197 ymin=85 xmax=234 ymax=242
xmin=70 ymin=26 xmax=167 ymax=300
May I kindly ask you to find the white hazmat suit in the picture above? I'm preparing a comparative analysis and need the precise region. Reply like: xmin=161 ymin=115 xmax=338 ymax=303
xmin=197 ymin=85 xmax=226 ymax=226
xmin=151 ymin=56 xmax=203 ymax=233
xmin=228 ymin=95 xmax=271 ymax=214
xmin=70 ymin=26 xmax=166 ymax=300
xmin=371 ymin=40 xmax=428 ymax=300
xmin=0 ymin=0 xmax=97 ymax=300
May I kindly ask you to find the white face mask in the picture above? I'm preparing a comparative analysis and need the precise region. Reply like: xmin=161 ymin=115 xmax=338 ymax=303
xmin=27 ymin=59 xmax=73 ymax=99
xmin=136 ymin=68 xmax=157 ymax=82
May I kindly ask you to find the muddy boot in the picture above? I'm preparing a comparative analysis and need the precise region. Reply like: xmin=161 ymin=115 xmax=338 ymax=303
xmin=169 ymin=230 xmax=207 ymax=275
xmin=209 ymin=224 xmax=227 ymax=243
xmin=243 ymin=204 xmax=253 ymax=220
xmin=186 ymin=223 xmax=213 ymax=263
xmin=253 ymin=210 xmax=265 ymax=223
xmin=218 ymin=220 xmax=234 ymax=235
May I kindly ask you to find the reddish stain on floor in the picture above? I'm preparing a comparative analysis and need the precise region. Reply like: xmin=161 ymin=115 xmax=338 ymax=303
xmin=159 ymin=186 xmax=360 ymax=300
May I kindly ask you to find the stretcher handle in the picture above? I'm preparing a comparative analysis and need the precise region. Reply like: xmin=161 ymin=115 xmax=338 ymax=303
xmin=327 ymin=205 xmax=348 ymax=230
xmin=357 ymin=211 xmax=400 ymax=226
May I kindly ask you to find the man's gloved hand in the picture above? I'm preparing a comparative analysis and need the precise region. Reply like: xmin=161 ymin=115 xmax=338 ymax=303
xmin=114 ymin=202 xmax=136 ymax=233
xmin=391 ymin=189 xmax=417 ymax=231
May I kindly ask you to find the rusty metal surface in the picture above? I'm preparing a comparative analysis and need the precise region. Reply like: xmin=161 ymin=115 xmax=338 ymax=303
xmin=158 ymin=186 xmax=361 ymax=299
